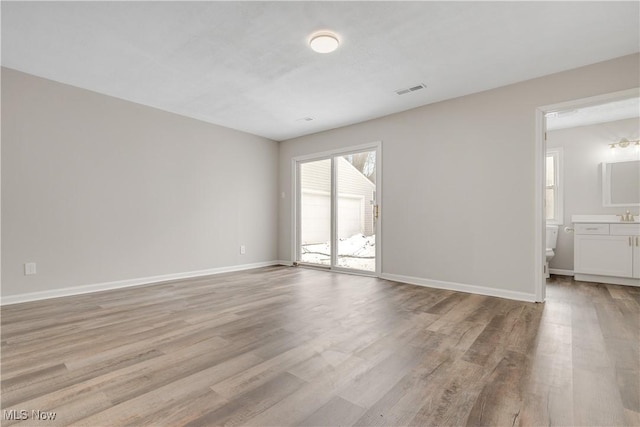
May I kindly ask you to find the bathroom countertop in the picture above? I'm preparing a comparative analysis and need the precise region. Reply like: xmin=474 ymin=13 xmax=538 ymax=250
xmin=572 ymin=214 xmax=638 ymax=224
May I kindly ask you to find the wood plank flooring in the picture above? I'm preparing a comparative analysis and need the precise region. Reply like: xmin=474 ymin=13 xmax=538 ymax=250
xmin=1 ymin=267 xmax=638 ymax=426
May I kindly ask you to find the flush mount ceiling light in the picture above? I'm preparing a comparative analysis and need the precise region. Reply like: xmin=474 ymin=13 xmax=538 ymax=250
xmin=309 ymin=31 xmax=339 ymax=53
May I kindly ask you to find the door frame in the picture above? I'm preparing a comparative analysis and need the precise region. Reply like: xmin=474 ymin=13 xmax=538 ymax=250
xmin=534 ymin=88 xmax=639 ymax=302
xmin=291 ymin=141 xmax=382 ymax=276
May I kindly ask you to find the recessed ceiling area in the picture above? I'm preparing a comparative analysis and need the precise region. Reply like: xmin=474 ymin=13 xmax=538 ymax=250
xmin=2 ymin=2 xmax=639 ymax=141
xmin=546 ymin=97 xmax=640 ymax=130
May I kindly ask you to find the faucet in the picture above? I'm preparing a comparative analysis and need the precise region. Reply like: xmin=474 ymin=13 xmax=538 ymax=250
xmin=618 ymin=210 xmax=636 ymax=222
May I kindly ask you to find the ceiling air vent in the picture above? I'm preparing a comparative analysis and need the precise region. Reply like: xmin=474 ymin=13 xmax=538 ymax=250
xmin=396 ymin=83 xmax=426 ymax=96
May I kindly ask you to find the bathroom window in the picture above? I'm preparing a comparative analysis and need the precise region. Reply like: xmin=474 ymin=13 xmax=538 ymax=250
xmin=546 ymin=148 xmax=563 ymax=224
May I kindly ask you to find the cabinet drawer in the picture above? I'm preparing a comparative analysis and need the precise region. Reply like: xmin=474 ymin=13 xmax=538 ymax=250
xmin=575 ymin=224 xmax=610 ymax=235
xmin=611 ymin=223 xmax=640 ymax=236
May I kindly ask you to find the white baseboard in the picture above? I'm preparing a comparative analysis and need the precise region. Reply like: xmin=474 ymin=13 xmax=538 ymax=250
xmin=2 ymin=262 xmax=539 ymax=305
xmin=574 ymin=273 xmax=640 ymax=287
xmin=380 ymin=273 xmax=538 ymax=302
xmin=1 ymin=261 xmax=283 ymax=306
xmin=549 ymin=268 xmax=574 ymax=276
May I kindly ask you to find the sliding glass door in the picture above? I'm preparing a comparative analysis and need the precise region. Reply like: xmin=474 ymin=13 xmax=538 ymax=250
xmin=296 ymin=145 xmax=379 ymax=274
xmin=336 ymin=151 xmax=377 ymax=271
xmin=299 ymin=159 xmax=332 ymax=266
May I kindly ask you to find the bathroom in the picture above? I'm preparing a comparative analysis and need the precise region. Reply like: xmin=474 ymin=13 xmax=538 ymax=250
xmin=545 ymin=96 xmax=640 ymax=283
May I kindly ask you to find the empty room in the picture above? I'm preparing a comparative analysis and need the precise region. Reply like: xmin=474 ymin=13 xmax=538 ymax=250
xmin=1 ymin=1 xmax=639 ymax=426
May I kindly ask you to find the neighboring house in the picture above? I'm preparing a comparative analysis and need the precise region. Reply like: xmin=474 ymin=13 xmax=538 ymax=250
xmin=301 ymin=157 xmax=376 ymax=244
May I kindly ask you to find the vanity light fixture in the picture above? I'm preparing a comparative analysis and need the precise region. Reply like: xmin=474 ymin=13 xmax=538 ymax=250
xmin=609 ymin=138 xmax=640 ymax=149
xmin=309 ymin=31 xmax=340 ymax=53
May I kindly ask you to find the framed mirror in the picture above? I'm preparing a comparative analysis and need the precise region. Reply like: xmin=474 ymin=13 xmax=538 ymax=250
xmin=602 ymin=160 xmax=640 ymax=207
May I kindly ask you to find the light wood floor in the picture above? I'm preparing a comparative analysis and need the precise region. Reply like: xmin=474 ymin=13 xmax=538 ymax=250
xmin=1 ymin=267 xmax=638 ymax=426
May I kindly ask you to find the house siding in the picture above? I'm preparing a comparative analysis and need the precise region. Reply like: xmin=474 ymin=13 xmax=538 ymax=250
xmin=300 ymin=156 xmax=376 ymax=244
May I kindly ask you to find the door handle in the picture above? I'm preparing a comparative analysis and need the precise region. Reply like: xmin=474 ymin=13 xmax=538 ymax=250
xmin=374 ymin=204 xmax=379 ymax=219
xmin=630 ymin=236 xmax=633 ymax=246
xmin=636 ymin=236 xmax=639 ymax=247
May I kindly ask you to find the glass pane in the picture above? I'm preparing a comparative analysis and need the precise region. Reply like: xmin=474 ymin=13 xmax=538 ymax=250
xmin=336 ymin=151 xmax=376 ymax=271
xmin=546 ymin=188 xmax=555 ymax=220
xmin=299 ymin=159 xmax=331 ymax=266
xmin=546 ymin=155 xmax=555 ymax=187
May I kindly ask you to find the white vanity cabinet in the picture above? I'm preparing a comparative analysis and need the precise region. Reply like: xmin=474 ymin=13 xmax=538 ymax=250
xmin=573 ymin=217 xmax=640 ymax=286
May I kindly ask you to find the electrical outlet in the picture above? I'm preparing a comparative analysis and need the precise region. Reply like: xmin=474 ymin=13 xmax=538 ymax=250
xmin=24 ymin=262 xmax=37 ymax=275
xmin=240 ymin=245 xmax=246 ymax=255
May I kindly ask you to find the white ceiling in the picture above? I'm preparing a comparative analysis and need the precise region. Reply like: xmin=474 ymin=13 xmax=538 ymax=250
xmin=2 ymin=2 xmax=639 ymax=141
xmin=546 ymin=97 xmax=640 ymax=131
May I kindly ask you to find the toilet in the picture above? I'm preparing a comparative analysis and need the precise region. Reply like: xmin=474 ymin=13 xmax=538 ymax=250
xmin=546 ymin=224 xmax=559 ymax=279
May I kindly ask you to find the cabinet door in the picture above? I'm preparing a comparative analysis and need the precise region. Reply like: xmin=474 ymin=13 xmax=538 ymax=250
xmin=574 ymin=235 xmax=633 ymax=278
xmin=634 ymin=238 xmax=640 ymax=279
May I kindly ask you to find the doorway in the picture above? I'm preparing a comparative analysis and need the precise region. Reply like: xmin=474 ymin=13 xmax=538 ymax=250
xmin=294 ymin=143 xmax=381 ymax=276
xmin=535 ymin=88 xmax=639 ymax=301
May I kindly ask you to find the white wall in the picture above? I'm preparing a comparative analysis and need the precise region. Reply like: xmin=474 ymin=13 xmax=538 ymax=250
xmin=278 ymin=54 xmax=640 ymax=299
xmin=2 ymin=68 xmax=279 ymax=298
xmin=547 ymin=117 xmax=640 ymax=271
xmin=3 ymin=54 xmax=638 ymax=303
